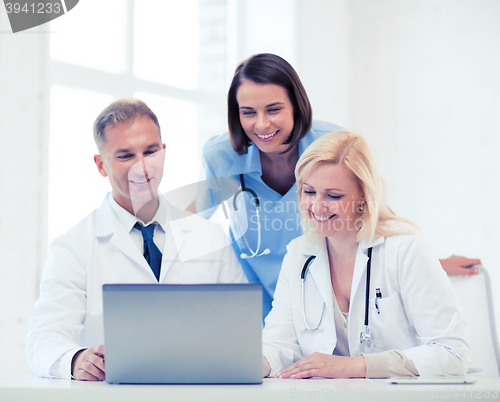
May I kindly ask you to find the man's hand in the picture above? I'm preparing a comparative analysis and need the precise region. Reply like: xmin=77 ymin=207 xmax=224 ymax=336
xmin=440 ymin=255 xmax=482 ymax=276
xmin=71 ymin=344 xmax=105 ymax=381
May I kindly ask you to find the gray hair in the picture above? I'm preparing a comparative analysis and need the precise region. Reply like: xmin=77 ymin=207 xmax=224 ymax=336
xmin=93 ymin=98 xmax=161 ymax=154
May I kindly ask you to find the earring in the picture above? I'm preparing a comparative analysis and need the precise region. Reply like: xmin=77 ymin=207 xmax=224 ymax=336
xmin=358 ymin=201 xmax=366 ymax=213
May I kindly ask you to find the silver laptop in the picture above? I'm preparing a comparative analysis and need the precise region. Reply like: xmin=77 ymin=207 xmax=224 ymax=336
xmin=103 ymin=283 xmax=262 ymax=384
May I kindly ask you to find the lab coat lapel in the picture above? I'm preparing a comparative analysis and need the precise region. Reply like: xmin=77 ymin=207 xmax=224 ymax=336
xmin=348 ymin=237 xmax=385 ymax=348
xmin=164 ymin=198 xmax=234 ymax=268
xmin=160 ymin=200 xmax=198 ymax=278
xmin=94 ymin=196 xmax=151 ymax=272
xmin=350 ymin=238 xmax=384 ymax=308
xmin=155 ymin=198 xmax=186 ymax=279
xmin=110 ymin=225 xmax=150 ymax=270
xmin=160 ymin=224 xmax=182 ymax=279
xmin=349 ymin=247 xmax=369 ymax=311
xmin=307 ymin=241 xmax=335 ymax=322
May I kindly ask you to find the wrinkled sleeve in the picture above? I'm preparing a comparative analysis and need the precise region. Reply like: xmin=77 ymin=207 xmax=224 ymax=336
xmin=395 ymin=235 xmax=471 ymax=376
xmin=262 ymin=249 xmax=304 ymax=376
xmin=363 ymin=350 xmax=419 ymax=378
xmin=25 ymin=234 xmax=87 ymax=379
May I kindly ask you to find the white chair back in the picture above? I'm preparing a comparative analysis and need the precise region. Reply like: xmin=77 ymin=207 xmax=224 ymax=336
xmin=449 ymin=267 xmax=500 ymax=377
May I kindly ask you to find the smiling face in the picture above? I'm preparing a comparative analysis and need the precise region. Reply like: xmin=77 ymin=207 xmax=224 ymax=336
xmin=300 ymin=163 xmax=365 ymax=241
xmin=236 ymin=80 xmax=295 ymax=155
xmin=94 ymin=115 xmax=166 ymax=216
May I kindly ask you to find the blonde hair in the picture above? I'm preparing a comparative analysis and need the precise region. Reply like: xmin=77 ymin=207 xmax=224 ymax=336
xmin=295 ymin=131 xmax=418 ymax=244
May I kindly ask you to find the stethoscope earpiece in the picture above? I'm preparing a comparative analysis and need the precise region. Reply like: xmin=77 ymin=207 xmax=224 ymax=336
xmin=360 ymin=325 xmax=371 ymax=348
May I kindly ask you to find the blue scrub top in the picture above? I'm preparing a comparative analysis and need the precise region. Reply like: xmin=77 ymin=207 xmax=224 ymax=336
xmin=202 ymin=120 xmax=342 ymax=319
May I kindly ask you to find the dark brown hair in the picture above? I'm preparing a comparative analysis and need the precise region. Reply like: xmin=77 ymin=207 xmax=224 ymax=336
xmin=227 ymin=53 xmax=312 ymax=155
xmin=93 ymin=98 xmax=161 ymax=154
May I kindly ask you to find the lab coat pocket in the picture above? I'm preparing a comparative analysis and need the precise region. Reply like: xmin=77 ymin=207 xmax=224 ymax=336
xmin=369 ymin=293 xmax=415 ymax=351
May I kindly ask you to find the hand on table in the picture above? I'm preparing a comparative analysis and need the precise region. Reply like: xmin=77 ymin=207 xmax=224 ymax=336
xmin=262 ymin=356 xmax=271 ymax=377
xmin=71 ymin=344 xmax=106 ymax=381
xmin=440 ymin=255 xmax=482 ymax=276
xmin=277 ymin=353 xmax=366 ymax=379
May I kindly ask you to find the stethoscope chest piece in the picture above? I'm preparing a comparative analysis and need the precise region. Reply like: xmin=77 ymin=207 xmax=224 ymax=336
xmin=301 ymin=247 xmax=374 ymax=342
xmin=360 ymin=325 xmax=371 ymax=348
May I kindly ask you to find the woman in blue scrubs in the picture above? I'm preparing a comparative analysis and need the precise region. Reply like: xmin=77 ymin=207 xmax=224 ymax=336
xmin=197 ymin=54 xmax=340 ymax=319
xmin=195 ymin=53 xmax=481 ymax=320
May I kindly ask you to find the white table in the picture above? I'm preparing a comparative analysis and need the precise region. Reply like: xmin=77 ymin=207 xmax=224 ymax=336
xmin=1 ymin=376 xmax=499 ymax=402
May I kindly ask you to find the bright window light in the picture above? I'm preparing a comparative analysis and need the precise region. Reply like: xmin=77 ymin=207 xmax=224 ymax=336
xmin=49 ymin=87 xmax=114 ymax=242
xmin=134 ymin=0 xmax=199 ymax=89
xmin=50 ymin=0 xmax=126 ymax=73
xmin=136 ymin=92 xmax=199 ymax=199
xmin=48 ymin=0 xmax=227 ymax=238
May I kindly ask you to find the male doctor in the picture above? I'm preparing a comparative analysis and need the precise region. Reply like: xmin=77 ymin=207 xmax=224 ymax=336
xmin=26 ymin=98 xmax=246 ymax=381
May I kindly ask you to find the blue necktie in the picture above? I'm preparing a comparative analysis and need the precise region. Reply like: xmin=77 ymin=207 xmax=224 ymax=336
xmin=135 ymin=223 xmax=162 ymax=281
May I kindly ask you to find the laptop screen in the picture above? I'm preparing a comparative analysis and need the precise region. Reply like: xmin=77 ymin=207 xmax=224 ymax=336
xmin=103 ymin=283 xmax=262 ymax=384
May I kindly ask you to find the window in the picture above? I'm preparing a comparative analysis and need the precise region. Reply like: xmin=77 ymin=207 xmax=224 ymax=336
xmin=48 ymin=0 xmax=228 ymax=241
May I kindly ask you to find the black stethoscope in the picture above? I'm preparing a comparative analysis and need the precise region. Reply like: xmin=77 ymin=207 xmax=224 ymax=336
xmin=233 ymin=174 xmax=270 ymax=259
xmin=300 ymin=247 xmax=373 ymax=348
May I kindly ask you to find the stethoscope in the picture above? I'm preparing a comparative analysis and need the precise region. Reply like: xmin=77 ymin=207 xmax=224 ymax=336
xmin=301 ymin=247 xmax=373 ymax=348
xmin=233 ymin=174 xmax=270 ymax=259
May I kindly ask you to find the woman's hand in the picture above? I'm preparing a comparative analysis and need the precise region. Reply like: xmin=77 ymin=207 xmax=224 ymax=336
xmin=440 ymin=255 xmax=482 ymax=276
xmin=277 ymin=353 xmax=366 ymax=379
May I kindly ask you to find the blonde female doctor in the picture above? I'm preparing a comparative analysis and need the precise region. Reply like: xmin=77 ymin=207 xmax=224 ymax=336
xmin=262 ymin=131 xmax=471 ymax=379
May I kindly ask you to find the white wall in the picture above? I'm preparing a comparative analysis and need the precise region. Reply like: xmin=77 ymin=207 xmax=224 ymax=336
xmin=0 ymin=11 xmax=48 ymax=375
xmin=296 ymin=0 xmax=352 ymax=128
xmin=347 ymin=0 xmax=500 ymax=317
xmin=230 ymin=0 xmax=298 ymax=70
xmin=235 ymin=0 xmax=500 ymax=332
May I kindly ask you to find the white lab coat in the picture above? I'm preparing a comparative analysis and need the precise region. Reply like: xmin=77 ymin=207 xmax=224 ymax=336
xmin=26 ymin=193 xmax=246 ymax=379
xmin=262 ymin=232 xmax=471 ymax=377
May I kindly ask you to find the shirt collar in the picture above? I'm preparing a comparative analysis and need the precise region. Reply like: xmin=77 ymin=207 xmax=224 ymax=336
xmin=297 ymin=234 xmax=385 ymax=256
xmin=227 ymin=143 xmax=262 ymax=176
xmin=298 ymin=128 xmax=317 ymax=155
xmin=359 ymin=236 xmax=384 ymax=252
xmin=108 ymin=195 xmax=167 ymax=233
